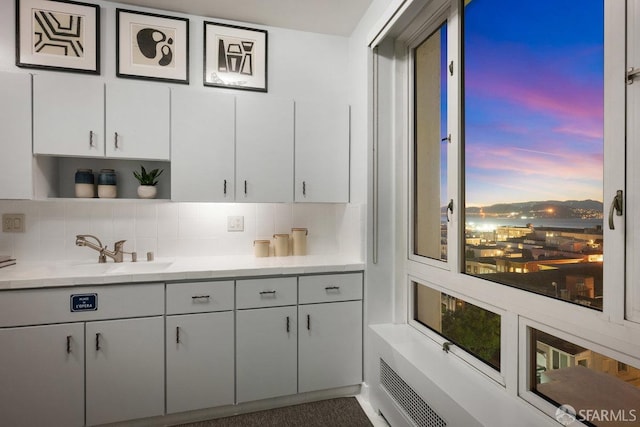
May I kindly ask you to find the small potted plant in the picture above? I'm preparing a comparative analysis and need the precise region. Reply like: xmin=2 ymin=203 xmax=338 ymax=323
xmin=133 ymin=165 xmax=163 ymax=199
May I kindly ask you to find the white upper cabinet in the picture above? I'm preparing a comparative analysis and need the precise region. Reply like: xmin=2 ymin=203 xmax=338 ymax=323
xmin=171 ymin=89 xmax=235 ymax=201
xmin=105 ymin=82 xmax=170 ymax=160
xmin=33 ymin=73 xmax=104 ymax=157
xmin=33 ymin=74 xmax=170 ymax=161
xmin=295 ymin=100 xmax=350 ymax=203
xmin=236 ymin=96 xmax=294 ymax=202
xmin=0 ymin=72 xmax=33 ymax=199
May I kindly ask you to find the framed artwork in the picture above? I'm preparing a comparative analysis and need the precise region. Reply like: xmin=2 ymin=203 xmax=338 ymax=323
xmin=15 ymin=0 xmax=100 ymax=74
xmin=116 ymin=9 xmax=189 ymax=84
xmin=204 ymin=21 xmax=267 ymax=92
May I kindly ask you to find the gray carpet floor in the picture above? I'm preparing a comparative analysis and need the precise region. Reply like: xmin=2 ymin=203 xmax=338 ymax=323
xmin=174 ymin=397 xmax=373 ymax=427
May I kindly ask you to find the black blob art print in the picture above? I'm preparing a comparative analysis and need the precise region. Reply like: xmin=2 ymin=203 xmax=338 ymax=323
xmin=116 ymin=9 xmax=189 ymax=84
xmin=132 ymin=25 xmax=175 ymax=68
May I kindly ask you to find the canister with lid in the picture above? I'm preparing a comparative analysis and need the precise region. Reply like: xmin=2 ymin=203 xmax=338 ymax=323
xmin=254 ymin=240 xmax=270 ymax=257
xmin=273 ymin=233 xmax=290 ymax=257
xmin=74 ymin=169 xmax=95 ymax=198
xmin=97 ymin=169 xmax=117 ymax=198
xmin=291 ymin=227 xmax=308 ymax=255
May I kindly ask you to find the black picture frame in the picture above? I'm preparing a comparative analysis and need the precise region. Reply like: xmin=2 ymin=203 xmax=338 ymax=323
xmin=204 ymin=21 xmax=268 ymax=92
xmin=116 ymin=9 xmax=190 ymax=84
xmin=15 ymin=0 xmax=100 ymax=74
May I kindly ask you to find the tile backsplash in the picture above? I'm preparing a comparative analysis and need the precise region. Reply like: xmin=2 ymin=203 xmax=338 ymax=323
xmin=0 ymin=200 xmax=364 ymax=262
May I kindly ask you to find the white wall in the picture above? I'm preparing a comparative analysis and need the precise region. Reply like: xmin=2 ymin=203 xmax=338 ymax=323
xmin=0 ymin=0 xmax=349 ymax=101
xmin=0 ymin=0 xmax=364 ymax=263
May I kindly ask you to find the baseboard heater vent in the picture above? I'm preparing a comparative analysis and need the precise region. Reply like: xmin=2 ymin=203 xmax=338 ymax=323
xmin=380 ymin=358 xmax=447 ymax=427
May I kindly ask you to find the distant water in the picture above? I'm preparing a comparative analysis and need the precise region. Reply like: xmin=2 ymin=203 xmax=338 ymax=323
xmin=464 ymin=216 xmax=603 ymax=230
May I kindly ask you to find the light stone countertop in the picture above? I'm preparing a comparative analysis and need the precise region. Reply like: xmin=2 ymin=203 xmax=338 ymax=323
xmin=0 ymin=255 xmax=365 ymax=290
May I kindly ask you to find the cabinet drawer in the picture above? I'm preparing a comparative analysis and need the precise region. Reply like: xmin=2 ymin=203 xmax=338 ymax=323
xmin=236 ymin=277 xmax=297 ymax=309
xmin=0 ymin=283 xmax=164 ymax=327
xmin=299 ymin=273 xmax=363 ymax=304
xmin=166 ymin=281 xmax=234 ymax=314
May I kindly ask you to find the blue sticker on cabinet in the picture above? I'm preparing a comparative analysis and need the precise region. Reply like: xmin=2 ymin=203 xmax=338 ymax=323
xmin=71 ymin=293 xmax=98 ymax=312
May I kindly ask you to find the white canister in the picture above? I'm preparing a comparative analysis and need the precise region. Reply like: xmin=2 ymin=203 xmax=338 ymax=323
xmin=254 ymin=240 xmax=270 ymax=257
xmin=291 ymin=228 xmax=308 ymax=256
xmin=273 ymin=234 xmax=289 ymax=257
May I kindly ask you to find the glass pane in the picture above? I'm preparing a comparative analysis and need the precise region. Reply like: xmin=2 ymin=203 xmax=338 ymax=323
xmin=464 ymin=1 xmax=604 ymax=310
xmin=414 ymin=22 xmax=448 ymax=261
xmin=531 ymin=329 xmax=640 ymax=426
xmin=414 ymin=282 xmax=500 ymax=370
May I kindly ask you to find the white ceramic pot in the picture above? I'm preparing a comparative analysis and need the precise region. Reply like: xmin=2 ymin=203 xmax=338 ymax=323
xmin=137 ymin=185 xmax=157 ymax=199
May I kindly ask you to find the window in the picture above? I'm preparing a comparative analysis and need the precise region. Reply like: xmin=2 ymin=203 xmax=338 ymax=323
xmin=413 ymin=22 xmax=448 ymax=262
xmin=529 ymin=328 xmax=640 ymax=426
xmin=463 ymin=0 xmax=605 ymax=310
xmin=413 ymin=282 xmax=501 ymax=371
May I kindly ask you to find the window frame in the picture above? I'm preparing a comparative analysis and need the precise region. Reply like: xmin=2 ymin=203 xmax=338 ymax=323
xmin=395 ymin=0 xmax=640 ymax=408
xmin=406 ymin=0 xmax=459 ymax=272
xmin=518 ymin=317 xmax=640 ymax=422
xmin=407 ymin=275 xmax=507 ymax=385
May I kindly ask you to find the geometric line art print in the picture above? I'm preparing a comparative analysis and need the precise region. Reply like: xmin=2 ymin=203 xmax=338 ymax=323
xmin=33 ymin=10 xmax=84 ymax=57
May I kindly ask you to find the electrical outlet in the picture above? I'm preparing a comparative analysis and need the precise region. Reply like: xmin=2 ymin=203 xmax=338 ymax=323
xmin=227 ymin=215 xmax=244 ymax=232
xmin=2 ymin=214 xmax=25 ymax=233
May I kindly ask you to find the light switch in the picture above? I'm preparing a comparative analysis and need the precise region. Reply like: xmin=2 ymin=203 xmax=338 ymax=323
xmin=2 ymin=214 xmax=25 ymax=233
xmin=227 ymin=216 xmax=244 ymax=232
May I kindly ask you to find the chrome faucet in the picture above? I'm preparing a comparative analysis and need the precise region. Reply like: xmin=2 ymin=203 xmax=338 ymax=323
xmin=75 ymin=235 xmax=127 ymax=263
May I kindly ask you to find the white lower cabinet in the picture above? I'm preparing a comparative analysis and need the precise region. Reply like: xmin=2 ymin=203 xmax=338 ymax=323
xmin=85 ymin=316 xmax=165 ymax=426
xmin=0 ymin=323 xmax=85 ymax=427
xmin=236 ymin=305 xmax=298 ymax=403
xmin=298 ymin=300 xmax=363 ymax=393
xmin=166 ymin=311 xmax=235 ymax=413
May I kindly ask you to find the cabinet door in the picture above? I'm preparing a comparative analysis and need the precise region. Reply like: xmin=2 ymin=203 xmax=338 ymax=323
xmin=166 ymin=311 xmax=235 ymax=413
xmin=86 ymin=316 xmax=164 ymax=426
xmin=0 ymin=323 xmax=84 ymax=427
xmin=236 ymin=306 xmax=297 ymax=402
xmin=298 ymin=300 xmax=362 ymax=393
xmin=0 ymin=72 xmax=32 ymax=199
xmin=33 ymin=73 xmax=104 ymax=157
xmin=105 ymin=82 xmax=170 ymax=160
xmin=295 ymin=101 xmax=350 ymax=202
xmin=236 ymin=97 xmax=294 ymax=202
xmin=171 ymin=89 xmax=235 ymax=201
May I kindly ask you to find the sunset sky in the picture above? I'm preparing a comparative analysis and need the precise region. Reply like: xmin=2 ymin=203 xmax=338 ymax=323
xmin=463 ymin=1 xmax=604 ymax=207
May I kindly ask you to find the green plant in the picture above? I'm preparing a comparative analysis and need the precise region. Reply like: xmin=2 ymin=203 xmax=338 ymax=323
xmin=133 ymin=166 xmax=164 ymax=186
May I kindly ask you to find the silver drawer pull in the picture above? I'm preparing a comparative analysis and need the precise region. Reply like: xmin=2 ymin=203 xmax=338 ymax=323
xmin=191 ymin=295 xmax=211 ymax=302
xmin=260 ymin=290 xmax=277 ymax=296
xmin=325 ymin=286 xmax=340 ymax=291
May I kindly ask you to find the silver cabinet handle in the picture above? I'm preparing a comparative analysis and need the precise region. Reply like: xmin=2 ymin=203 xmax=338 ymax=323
xmin=223 ymin=179 xmax=227 ymax=195
xmin=244 ymin=180 xmax=248 ymax=196
xmin=325 ymin=286 xmax=340 ymax=291
xmin=286 ymin=316 xmax=290 ymax=333
xmin=191 ymin=295 xmax=211 ymax=301
xmin=303 ymin=181 xmax=306 ymax=196
xmin=114 ymin=132 xmax=119 ymax=149
xmin=176 ymin=326 xmax=180 ymax=344
xmin=89 ymin=131 xmax=95 ymax=147
xmin=307 ymin=314 xmax=311 ymax=330
xmin=95 ymin=333 xmax=102 ymax=351
xmin=66 ymin=335 xmax=72 ymax=354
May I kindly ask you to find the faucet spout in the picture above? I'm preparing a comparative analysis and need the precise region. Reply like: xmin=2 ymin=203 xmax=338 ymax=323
xmin=75 ymin=235 xmax=127 ymax=263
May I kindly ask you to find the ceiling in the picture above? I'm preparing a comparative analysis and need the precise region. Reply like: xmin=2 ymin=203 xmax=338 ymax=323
xmin=113 ymin=0 xmax=373 ymax=36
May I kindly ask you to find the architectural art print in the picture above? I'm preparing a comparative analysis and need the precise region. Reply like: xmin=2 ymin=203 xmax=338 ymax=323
xmin=116 ymin=9 xmax=189 ymax=84
xmin=204 ymin=22 xmax=267 ymax=92
xmin=16 ymin=0 xmax=100 ymax=74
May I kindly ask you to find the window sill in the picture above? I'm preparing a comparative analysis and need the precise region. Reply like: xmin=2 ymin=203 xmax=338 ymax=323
xmin=369 ymin=323 xmax=558 ymax=427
